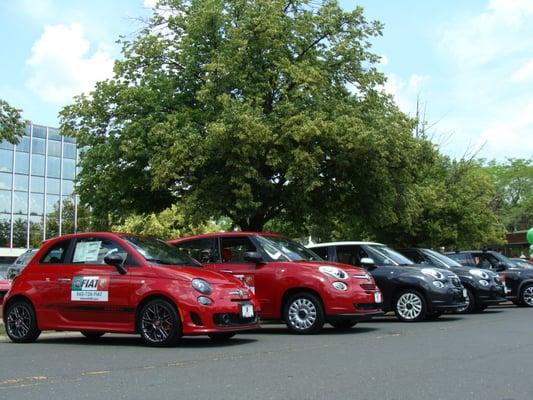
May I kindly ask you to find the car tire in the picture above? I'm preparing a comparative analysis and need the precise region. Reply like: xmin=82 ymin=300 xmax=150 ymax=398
xmin=329 ymin=320 xmax=358 ymax=330
xmin=81 ymin=331 xmax=105 ymax=340
xmin=519 ymin=283 xmax=533 ymax=307
xmin=5 ymin=300 xmax=41 ymax=343
xmin=283 ymin=292 xmax=325 ymax=334
xmin=456 ymin=288 xmax=476 ymax=314
xmin=138 ymin=299 xmax=182 ymax=347
xmin=475 ymin=304 xmax=488 ymax=312
xmin=394 ymin=289 xmax=427 ymax=322
xmin=207 ymin=332 xmax=236 ymax=341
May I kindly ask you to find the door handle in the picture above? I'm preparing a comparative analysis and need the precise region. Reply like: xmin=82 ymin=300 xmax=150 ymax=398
xmin=220 ymin=269 xmax=233 ymax=273
xmin=57 ymin=278 xmax=72 ymax=282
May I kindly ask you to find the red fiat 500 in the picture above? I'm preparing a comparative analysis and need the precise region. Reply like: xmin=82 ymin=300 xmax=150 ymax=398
xmin=169 ymin=232 xmax=382 ymax=334
xmin=3 ymin=233 xmax=260 ymax=346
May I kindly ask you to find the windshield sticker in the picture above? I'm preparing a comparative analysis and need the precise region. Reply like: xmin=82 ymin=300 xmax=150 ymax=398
xmin=73 ymin=241 xmax=102 ymax=263
xmin=71 ymin=276 xmax=108 ymax=301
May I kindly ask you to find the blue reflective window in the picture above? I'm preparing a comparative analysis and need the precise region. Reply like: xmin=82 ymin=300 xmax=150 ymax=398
xmin=46 ymin=157 xmax=61 ymax=178
xmin=0 ymin=190 xmax=11 ymax=213
xmin=62 ymin=179 xmax=74 ymax=196
xmin=14 ymin=174 xmax=28 ymax=191
xmin=0 ymin=172 xmax=11 ymax=190
xmin=32 ymin=138 xmax=46 ymax=155
xmin=48 ymin=140 xmax=62 ymax=157
xmin=31 ymin=154 xmax=45 ymax=176
xmin=46 ymin=194 xmax=60 ymax=213
xmin=16 ymin=137 xmax=30 ymax=152
xmin=64 ymin=135 xmax=76 ymax=144
xmin=15 ymin=152 xmax=29 ymax=174
xmin=63 ymin=142 xmax=77 ymax=159
xmin=0 ymin=149 xmax=13 ymax=172
xmin=13 ymin=191 xmax=28 ymax=214
xmin=0 ymin=140 xmax=14 ymax=150
xmin=47 ymin=178 xmax=60 ymax=195
xmin=31 ymin=176 xmax=44 ymax=193
xmin=33 ymin=125 xmax=46 ymax=138
xmin=48 ymin=128 xmax=61 ymax=141
xmin=62 ymin=158 xmax=75 ymax=179
xmin=30 ymin=193 xmax=44 ymax=215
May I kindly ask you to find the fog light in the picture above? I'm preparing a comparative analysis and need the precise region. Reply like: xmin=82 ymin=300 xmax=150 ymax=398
xmin=432 ymin=281 xmax=445 ymax=289
xmin=479 ymin=279 xmax=489 ymax=287
xmin=197 ymin=296 xmax=213 ymax=305
xmin=332 ymin=281 xmax=348 ymax=291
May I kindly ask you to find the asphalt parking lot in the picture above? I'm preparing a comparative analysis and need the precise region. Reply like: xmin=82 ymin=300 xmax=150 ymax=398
xmin=1 ymin=305 xmax=532 ymax=400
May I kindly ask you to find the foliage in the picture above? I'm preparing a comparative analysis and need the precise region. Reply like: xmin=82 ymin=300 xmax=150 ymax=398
xmin=481 ymin=158 xmax=533 ymax=232
xmin=0 ymin=98 xmax=26 ymax=144
xmin=111 ymin=204 xmax=230 ymax=240
xmin=60 ymin=0 xmax=429 ymax=233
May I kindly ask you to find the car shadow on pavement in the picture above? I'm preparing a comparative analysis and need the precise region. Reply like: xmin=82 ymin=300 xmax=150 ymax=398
xmin=365 ymin=315 xmax=465 ymax=323
xmin=32 ymin=334 xmax=258 ymax=348
xmin=239 ymin=326 xmax=379 ymax=335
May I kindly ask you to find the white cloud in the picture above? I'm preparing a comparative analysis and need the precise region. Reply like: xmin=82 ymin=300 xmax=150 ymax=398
xmin=26 ymin=23 xmax=114 ymax=103
xmin=511 ymin=59 xmax=533 ymax=81
xmin=408 ymin=74 xmax=429 ymax=92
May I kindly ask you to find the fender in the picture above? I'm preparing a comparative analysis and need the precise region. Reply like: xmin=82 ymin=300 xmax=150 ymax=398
xmin=517 ymin=279 xmax=533 ymax=296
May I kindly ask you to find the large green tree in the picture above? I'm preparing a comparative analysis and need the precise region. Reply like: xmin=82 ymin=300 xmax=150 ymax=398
xmin=60 ymin=0 xmax=429 ymax=232
xmin=0 ymin=98 xmax=26 ymax=144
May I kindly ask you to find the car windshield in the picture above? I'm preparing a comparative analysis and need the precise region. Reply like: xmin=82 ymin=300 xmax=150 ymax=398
xmin=424 ymin=249 xmax=463 ymax=268
xmin=364 ymin=245 xmax=414 ymax=266
xmin=256 ymin=235 xmax=323 ymax=262
xmin=123 ymin=235 xmax=201 ymax=267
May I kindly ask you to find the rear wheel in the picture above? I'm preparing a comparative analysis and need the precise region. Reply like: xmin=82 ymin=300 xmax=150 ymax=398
xmin=456 ymin=288 xmax=476 ymax=314
xmin=80 ymin=331 xmax=105 ymax=340
xmin=520 ymin=284 xmax=533 ymax=307
xmin=138 ymin=299 xmax=182 ymax=346
xmin=5 ymin=300 xmax=41 ymax=343
xmin=394 ymin=289 xmax=427 ymax=322
xmin=283 ymin=292 xmax=325 ymax=334
xmin=329 ymin=320 xmax=358 ymax=330
xmin=208 ymin=332 xmax=236 ymax=341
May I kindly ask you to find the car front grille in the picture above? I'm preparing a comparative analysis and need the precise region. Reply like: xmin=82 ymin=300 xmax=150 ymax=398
xmin=360 ymin=283 xmax=376 ymax=291
xmin=449 ymin=277 xmax=462 ymax=288
xmin=354 ymin=303 xmax=381 ymax=310
xmin=213 ymin=313 xmax=259 ymax=327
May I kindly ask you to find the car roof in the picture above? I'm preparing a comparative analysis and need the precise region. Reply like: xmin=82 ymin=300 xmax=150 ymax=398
xmin=168 ymin=231 xmax=286 ymax=244
xmin=42 ymin=232 xmax=144 ymax=244
xmin=308 ymin=241 xmax=385 ymax=248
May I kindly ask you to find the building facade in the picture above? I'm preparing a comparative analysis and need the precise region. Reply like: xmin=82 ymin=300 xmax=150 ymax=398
xmin=0 ymin=123 xmax=79 ymax=251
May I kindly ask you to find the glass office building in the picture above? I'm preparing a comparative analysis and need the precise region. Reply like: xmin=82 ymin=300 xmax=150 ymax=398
xmin=0 ymin=124 xmax=79 ymax=249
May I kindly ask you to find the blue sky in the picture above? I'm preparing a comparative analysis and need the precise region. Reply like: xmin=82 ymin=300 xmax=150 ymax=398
xmin=1 ymin=0 xmax=532 ymax=160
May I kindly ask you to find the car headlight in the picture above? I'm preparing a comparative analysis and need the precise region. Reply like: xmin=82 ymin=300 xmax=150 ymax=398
xmin=192 ymin=278 xmax=212 ymax=295
xmin=469 ymin=269 xmax=490 ymax=280
xmin=319 ymin=266 xmax=349 ymax=280
xmin=197 ymin=296 xmax=213 ymax=305
xmin=421 ymin=268 xmax=445 ymax=280
xmin=332 ymin=281 xmax=348 ymax=291
xmin=479 ymin=279 xmax=489 ymax=287
xmin=432 ymin=280 xmax=445 ymax=289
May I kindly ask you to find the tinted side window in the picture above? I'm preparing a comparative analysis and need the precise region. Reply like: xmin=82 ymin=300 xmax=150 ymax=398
xmin=40 ymin=240 xmax=71 ymax=264
xmin=447 ymin=253 xmax=472 ymax=266
xmin=311 ymin=247 xmax=329 ymax=260
xmin=72 ymin=237 xmax=129 ymax=265
xmin=336 ymin=246 xmax=362 ymax=266
xmin=401 ymin=250 xmax=425 ymax=264
xmin=174 ymin=238 xmax=218 ymax=263
xmin=220 ymin=236 xmax=258 ymax=263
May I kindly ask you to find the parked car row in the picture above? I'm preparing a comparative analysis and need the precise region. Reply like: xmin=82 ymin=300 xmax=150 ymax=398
xmin=2 ymin=231 xmax=531 ymax=347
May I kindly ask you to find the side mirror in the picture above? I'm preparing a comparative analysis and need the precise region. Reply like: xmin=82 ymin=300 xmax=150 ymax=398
xmin=104 ymin=253 xmax=127 ymax=275
xmin=243 ymin=251 xmax=264 ymax=264
xmin=360 ymin=257 xmax=377 ymax=270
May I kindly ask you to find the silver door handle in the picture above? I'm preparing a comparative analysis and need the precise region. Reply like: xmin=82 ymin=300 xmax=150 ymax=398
xmin=220 ymin=269 xmax=233 ymax=273
xmin=57 ymin=278 xmax=72 ymax=282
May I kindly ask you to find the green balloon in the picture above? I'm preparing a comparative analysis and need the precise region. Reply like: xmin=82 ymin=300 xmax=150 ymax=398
xmin=528 ymin=228 xmax=533 ymax=244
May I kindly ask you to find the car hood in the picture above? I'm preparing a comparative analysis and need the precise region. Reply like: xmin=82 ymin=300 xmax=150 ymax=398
xmin=291 ymin=260 xmax=368 ymax=274
xmin=153 ymin=265 xmax=243 ymax=285
xmin=388 ymin=263 xmax=457 ymax=279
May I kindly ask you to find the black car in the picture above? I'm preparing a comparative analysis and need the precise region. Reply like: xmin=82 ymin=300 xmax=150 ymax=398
xmin=445 ymin=250 xmax=533 ymax=307
xmin=308 ymin=242 xmax=467 ymax=322
xmin=397 ymin=248 xmax=506 ymax=313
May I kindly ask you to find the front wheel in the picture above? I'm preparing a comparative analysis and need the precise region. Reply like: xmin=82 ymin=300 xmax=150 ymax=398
xmin=329 ymin=320 xmax=358 ymax=330
xmin=5 ymin=300 xmax=41 ymax=343
xmin=456 ymin=288 xmax=476 ymax=314
xmin=520 ymin=284 xmax=533 ymax=307
xmin=394 ymin=289 xmax=427 ymax=322
xmin=283 ymin=292 xmax=325 ymax=334
xmin=138 ymin=299 xmax=182 ymax=346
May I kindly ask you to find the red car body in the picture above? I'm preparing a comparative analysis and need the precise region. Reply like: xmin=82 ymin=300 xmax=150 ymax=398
xmin=169 ymin=232 xmax=382 ymax=333
xmin=3 ymin=232 xmax=260 ymax=345
xmin=0 ymin=278 xmax=10 ymax=306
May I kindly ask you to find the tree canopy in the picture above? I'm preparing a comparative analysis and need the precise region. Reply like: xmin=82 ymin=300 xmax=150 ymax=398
xmin=0 ymin=98 xmax=26 ymax=144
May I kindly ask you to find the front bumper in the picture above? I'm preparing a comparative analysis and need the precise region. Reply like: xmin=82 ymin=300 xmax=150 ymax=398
xmin=323 ymin=285 xmax=383 ymax=317
xmin=427 ymin=287 xmax=467 ymax=311
xmin=476 ymin=285 xmax=506 ymax=305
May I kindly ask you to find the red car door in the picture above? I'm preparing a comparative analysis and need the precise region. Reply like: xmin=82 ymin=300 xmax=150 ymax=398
xmin=53 ymin=236 xmax=132 ymax=332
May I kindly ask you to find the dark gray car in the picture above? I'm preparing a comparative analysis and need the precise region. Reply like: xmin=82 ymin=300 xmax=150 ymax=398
xmin=6 ymin=249 xmax=38 ymax=280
